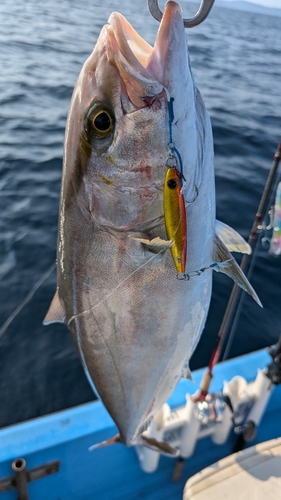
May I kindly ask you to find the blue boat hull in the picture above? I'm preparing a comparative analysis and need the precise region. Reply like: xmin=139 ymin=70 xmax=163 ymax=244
xmin=0 ymin=349 xmax=280 ymax=499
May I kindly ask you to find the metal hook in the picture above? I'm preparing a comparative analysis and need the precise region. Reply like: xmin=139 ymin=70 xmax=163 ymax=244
xmin=185 ymin=184 xmax=199 ymax=204
xmin=147 ymin=0 xmax=215 ymax=28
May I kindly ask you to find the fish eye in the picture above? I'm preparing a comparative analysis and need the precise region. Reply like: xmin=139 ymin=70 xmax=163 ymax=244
xmin=93 ymin=111 xmax=112 ymax=132
xmin=84 ymin=103 xmax=114 ymax=140
xmin=167 ymin=178 xmax=178 ymax=190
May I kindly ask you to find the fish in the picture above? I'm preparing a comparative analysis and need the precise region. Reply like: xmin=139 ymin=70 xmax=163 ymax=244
xmin=44 ymin=0 xmax=261 ymax=451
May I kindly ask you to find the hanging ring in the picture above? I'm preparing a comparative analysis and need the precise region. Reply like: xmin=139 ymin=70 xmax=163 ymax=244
xmin=147 ymin=0 xmax=215 ymax=28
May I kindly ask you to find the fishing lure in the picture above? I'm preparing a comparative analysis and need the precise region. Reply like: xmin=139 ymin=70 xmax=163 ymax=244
xmin=164 ymin=167 xmax=187 ymax=273
xmin=269 ymin=182 xmax=281 ymax=256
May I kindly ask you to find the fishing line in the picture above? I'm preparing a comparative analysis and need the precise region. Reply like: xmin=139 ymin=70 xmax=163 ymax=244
xmin=68 ymin=251 xmax=234 ymax=327
xmin=177 ymin=258 xmax=233 ymax=281
xmin=164 ymin=87 xmax=185 ymax=184
xmin=67 ymin=247 xmax=167 ymax=326
xmin=164 ymin=87 xmax=199 ymax=204
xmin=0 ymin=262 xmax=56 ymax=339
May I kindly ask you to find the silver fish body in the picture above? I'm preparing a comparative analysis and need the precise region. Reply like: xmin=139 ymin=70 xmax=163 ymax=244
xmin=45 ymin=1 xmax=259 ymax=446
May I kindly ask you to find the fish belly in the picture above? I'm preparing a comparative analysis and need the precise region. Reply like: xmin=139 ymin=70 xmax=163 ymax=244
xmin=61 ymin=218 xmax=212 ymax=444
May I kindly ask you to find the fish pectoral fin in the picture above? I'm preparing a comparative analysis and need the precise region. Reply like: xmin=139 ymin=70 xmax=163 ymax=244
xmin=213 ymin=235 xmax=262 ymax=307
xmin=88 ymin=434 xmax=121 ymax=451
xmin=215 ymin=220 xmax=251 ymax=254
xmin=140 ymin=435 xmax=180 ymax=457
xmin=43 ymin=290 xmax=66 ymax=325
xmin=132 ymin=236 xmax=173 ymax=253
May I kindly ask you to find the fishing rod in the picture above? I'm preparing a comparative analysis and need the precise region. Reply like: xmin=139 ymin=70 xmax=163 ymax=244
xmin=223 ymin=165 xmax=281 ymax=361
xmin=220 ymin=139 xmax=281 ymax=358
xmin=194 ymin=139 xmax=281 ymax=400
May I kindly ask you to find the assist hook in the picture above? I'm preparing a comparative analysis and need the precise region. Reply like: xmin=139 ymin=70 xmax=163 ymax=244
xmin=147 ymin=0 xmax=215 ymax=28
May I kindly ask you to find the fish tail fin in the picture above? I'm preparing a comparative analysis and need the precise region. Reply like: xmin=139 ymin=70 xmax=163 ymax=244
xmin=140 ymin=435 xmax=180 ymax=457
xmin=88 ymin=434 xmax=121 ymax=451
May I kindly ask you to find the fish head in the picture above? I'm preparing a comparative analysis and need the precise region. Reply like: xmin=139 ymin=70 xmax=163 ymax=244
xmin=64 ymin=0 xmax=198 ymax=234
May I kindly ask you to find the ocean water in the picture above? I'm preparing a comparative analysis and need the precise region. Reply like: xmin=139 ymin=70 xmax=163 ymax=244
xmin=0 ymin=0 xmax=280 ymax=428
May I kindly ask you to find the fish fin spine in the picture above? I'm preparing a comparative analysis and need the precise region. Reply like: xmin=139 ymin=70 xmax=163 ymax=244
xmin=43 ymin=290 xmax=66 ymax=325
xmin=213 ymin=235 xmax=262 ymax=307
xmin=215 ymin=219 xmax=251 ymax=254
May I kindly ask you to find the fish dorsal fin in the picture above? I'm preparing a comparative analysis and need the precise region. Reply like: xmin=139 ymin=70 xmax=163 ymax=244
xmin=215 ymin=220 xmax=251 ymax=254
xmin=132 ymin=236 xmax=172 ymax=253
xmin=213 ymin=235 xmax=262 ymax=307
xmin=43 ymin=290 xmax=66 ymax=325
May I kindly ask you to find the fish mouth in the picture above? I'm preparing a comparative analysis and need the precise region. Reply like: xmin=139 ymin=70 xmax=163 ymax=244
xmin=106 ymin=1 xmax=184 ymax=109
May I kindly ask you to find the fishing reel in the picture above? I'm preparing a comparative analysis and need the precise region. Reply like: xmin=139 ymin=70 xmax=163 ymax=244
xmin=196 ymin=392 xmax=225 ymax=426
xmin=261 ymin=181 xmax=281 ymax=256
xmin=231 ymin=335 xmax=281 ymax=453
xmin=266 ymin=334 xmax=281 ymax=385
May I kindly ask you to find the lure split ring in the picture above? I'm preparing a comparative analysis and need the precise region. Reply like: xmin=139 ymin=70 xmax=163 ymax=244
xmin=147 ymin=0 xmax=215 ymax=28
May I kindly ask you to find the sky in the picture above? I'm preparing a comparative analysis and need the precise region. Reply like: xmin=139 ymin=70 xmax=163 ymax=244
xmin=223 ymin=0 xmax=281 ymax=8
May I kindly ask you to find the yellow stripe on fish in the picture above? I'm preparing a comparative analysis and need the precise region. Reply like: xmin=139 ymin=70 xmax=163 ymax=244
xmin=164 ymin=168 xmax=187 ymax=273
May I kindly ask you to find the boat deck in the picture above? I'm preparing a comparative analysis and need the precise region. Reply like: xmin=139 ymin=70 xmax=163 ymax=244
xmin=184 ymin=437 xmax=281 ymax=499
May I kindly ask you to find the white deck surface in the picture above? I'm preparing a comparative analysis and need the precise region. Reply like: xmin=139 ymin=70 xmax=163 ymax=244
xmin=183 ymin=437 xmax=281 ymax=499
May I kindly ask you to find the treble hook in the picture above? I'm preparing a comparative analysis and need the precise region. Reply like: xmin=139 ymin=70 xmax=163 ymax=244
xmin=147 ymin=0 xmax=215 ymax=28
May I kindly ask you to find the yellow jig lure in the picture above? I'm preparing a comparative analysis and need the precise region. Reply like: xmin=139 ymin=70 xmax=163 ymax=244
xmin=164 ymin=167 xmax=187 ymax=273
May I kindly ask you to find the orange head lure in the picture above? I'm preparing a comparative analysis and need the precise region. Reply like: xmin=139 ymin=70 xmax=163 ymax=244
xmin=164 ymin=168 xmax=187 ymax=273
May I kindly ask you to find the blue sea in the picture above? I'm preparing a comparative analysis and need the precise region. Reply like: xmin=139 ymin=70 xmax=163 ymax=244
xmin=0 ymin=0 xmax=281 ymax=428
